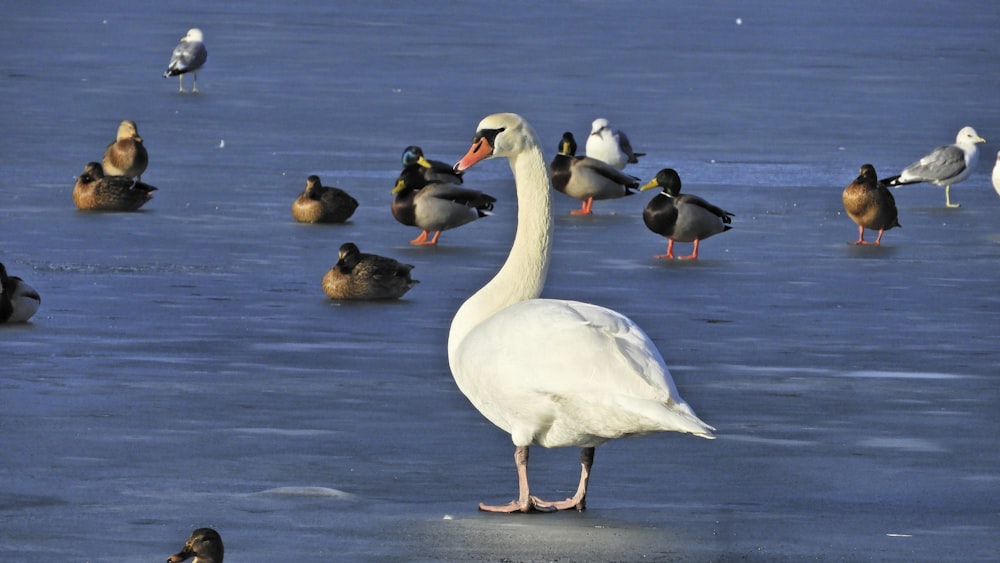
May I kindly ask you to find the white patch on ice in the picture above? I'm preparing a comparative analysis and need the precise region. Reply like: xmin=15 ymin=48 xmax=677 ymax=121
xmin=255 ymin=486 xmax=356 ymax=500
xmin=858 ymin=437 xmax=947 ymax=453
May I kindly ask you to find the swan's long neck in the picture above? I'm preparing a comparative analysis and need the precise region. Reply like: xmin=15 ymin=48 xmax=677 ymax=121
xmin=448 ymin=140 xmax=552 ymax=362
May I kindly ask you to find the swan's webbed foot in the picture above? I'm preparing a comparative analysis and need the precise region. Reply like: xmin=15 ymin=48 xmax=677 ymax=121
xmin=478 ymin=498 xmax=557 ymax=513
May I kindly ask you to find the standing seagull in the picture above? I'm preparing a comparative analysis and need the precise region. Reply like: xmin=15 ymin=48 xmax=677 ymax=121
xmin=163 ymin=28 xmax=208 ymax=93
xmin=585 ymin=118 xmax=644 ymax=170
xmin=842 ymin=164 xmax=900 ymax=246
xmin=881 ymin=126 xmax=986 ymax=208
xmin=102 ymin=119 xmax=148 ymax=181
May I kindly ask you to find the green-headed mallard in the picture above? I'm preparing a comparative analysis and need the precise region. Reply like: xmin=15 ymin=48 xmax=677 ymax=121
xmin=549 ymin=131 xmax=639 ymax=215
xmin=401 ymin=145 xmax=464 ymax=184
xmin=640 ymin=168 xmax=733 ymax=260
xmin=391 ymin=166 xmax=495 ymax=245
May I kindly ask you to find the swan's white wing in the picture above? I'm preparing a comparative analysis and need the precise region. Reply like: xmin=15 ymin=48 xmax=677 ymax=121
xmin=452 ymin=298 xmax=713 ymax=448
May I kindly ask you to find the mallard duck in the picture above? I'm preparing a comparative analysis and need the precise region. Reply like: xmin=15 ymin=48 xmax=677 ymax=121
xmin=881 ymin=126 xmax=986 ymax=208
xmin=1 ymin=262 xmax=41 ymax=324
xmin=640 ymin=168 xmax=733 ymax=260
xmin=450 ymin=113 xmax=713 ymax=513
xmin=291 ymin=175 xmax=358 ymax=223
xmin=584 ymin=118 xmax=644 ymax=170
xmin=843 ymin=164 xmax=901 ymax=246
xmin=401 ymin=145 xmax=464 ymax=184
xmin=391 ymin=165 xmax=496 ymax=245
xmin=102 ymin=119 xmax=148 ymax=181
xmin=549 ymin=131 xmax=640 ymax=215
xmin=322 ymin=242 xmax=418 ymax=300
xmin=73 ymin=162 xmax=157 ymax=211
xmin=164 ymin=28 xmax=208 ymax=93
xmin=168 ymin=528 xmax=223 ymax=563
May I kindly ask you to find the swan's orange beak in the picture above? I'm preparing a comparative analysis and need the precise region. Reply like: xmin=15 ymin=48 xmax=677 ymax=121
xmin=454 ymin=137 xmax=493 ymax=173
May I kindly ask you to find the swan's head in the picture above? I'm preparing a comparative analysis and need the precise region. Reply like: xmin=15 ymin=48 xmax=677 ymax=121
xmin=641 ymin=168 xmax=682 ymax=197
xmin=454 ymin=113 xmax=535 ymax=172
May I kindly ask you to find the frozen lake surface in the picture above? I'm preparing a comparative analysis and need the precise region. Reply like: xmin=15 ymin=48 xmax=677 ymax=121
xmin=2 ymin=1 xmax=999 ymax=561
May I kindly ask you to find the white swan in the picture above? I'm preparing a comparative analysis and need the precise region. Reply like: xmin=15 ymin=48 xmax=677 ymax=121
xmin=450 ymin=113 xmax=714 ymax=513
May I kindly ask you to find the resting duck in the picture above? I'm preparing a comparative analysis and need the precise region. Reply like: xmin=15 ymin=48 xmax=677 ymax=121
xmin=322 ymin=242 xmax=418 ymax=300
xmin=880 ymin=126 xmax=986 ymax=208
xmin=842 ymin=164 xmax=900 ymax=246
xmin=291 ymin=175 xmax=359 ymax=223
xmin=102 ymin=119 xmax=148 ymax=181
xmin=401 ymin=145 xmax=464 ymax=184
xmin=640 ymin=168 xmax=733 ymax=260
xmin=73 ymin=162 xmax=157 ymax=211
xmin=164 ymin=28 xmax=208 ymax=93
xmin=391 ymin=165 xmax=496 ymax=245
xmin=549 ymin=131 xmax=640 ymax=215
xmin=584 ymin=118 xmax=644 ymax=170
xmin=167 ymin=528 xmax=223 ymax=563
xmin=1 ymin=262 xmax=41 ymax=324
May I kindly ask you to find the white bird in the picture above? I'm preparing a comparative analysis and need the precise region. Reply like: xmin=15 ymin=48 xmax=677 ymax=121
xmin=1 ymin=262 xmax=41 ymax=324
xmin=881 ymin=126 xmax=986 ymax=208
xmin=163 ymin=28 xmax=208 ymax=93
xmin=451 ymin=113 xmax=714 ymax=513
xmin=584 ymin=118 xmax=644 ymax=170
xmin=991 ymin=150 xmax=1000 ymax=199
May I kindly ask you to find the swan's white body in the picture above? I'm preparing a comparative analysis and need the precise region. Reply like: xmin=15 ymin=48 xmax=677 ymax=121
xmin=449 ymin=113 xmax=713 ymax=512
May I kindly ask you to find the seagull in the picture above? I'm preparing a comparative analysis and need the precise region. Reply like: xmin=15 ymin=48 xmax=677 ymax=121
xmin=880 ymin=126 xmax=986 ymax=208
xmin=584 ymin=118 xmax=644 ymax=170
xmin=991 ymin=150 xmax=1000 ymax=199
xmin=164 ymin=28 xmax=208 ymax=93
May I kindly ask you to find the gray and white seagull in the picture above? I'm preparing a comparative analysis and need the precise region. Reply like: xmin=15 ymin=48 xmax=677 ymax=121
xmin=881 ymin=126 xmax=986 ymax=208
xmin=163 ymin=28 xmax=208 ymax=93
